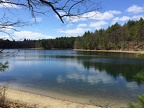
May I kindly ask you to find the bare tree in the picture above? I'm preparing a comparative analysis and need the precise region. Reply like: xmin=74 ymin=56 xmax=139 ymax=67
xmin=0 ymin=0 xmax=101 ymax=30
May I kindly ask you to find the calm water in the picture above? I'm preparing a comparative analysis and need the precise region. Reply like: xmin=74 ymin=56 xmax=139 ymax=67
xmin=0 ymin=49 xmax=144 ymax=106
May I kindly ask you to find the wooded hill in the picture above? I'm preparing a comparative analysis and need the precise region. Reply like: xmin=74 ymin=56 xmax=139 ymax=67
xmin=0 ymin=37 xmax=76 ymax=49
xmin=0 ymin=18 xmax=144 ymax=50
xmin=74 ymin=18 xmax=144 ymax=51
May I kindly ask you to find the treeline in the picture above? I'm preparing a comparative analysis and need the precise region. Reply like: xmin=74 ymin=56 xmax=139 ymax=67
xmin=0 ymin=39 xmax=36 ymax=49
xmin=35 ymin=37 xmax=76 ymax=49
xmin=0 ymin=18 xmax=144 ymax=50
xmin=74 ymin=18 xmax=144 ymax=51
xmin=0 ymin=37 xmax=76 ymax=49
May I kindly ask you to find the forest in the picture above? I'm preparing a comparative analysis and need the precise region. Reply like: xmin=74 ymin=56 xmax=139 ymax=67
xmin=0 ymin=18 xmax=144 ymax=51
xmin=0 ymin=37 xmax=76 ymax=49
xmin=74 ymin=18 xmax=144 ymax=51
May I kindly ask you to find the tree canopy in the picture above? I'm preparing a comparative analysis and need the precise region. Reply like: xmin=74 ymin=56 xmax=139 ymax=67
xmin=74 ymin=18 xmax=144 ymax=51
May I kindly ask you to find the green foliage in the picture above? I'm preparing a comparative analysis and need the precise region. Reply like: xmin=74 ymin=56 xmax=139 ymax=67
xmin=0 ymin=50 xmax=9 ymax=72
xmin=129 ymin=70 xmax=144 ymax=108
xmin=36 ymin=37 xmax=76 ymax=49
xmin=136 ymin=51 xmax=144 ymax=57
xmin=129 ymin=94 xmax=144 ymax=108
xmin=0 ymin=62 xmax=8 ymax=72
xmin=134 ymin=70 xmax=144 ymax=84
xmin=74 ymin=18 xmax=144 ymax=51
xmin=0 ymin=37 xmax=76 ymax=49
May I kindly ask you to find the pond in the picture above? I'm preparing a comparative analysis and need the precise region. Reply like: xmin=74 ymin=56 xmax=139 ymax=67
xmin=0 ymin=49 xmax=144 ymax=107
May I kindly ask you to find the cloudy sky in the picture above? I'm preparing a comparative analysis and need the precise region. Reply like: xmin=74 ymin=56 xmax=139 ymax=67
xmin=0 ymin=0 xmax=144 ymax=40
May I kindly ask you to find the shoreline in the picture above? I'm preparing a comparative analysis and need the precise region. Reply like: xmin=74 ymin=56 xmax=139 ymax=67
xmin=4 ymin=48 xmax=144 ymax=54
xmin=3 ymin=87 xmax=129 ymax=108
xmin=5 ymin=88 xmax=101 ymax=108
xmin=73 ymin=49 xmax=141 ymax=53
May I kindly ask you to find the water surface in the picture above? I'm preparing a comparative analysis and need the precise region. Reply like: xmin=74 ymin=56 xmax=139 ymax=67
xmin=0 ymin=49 xmax=144 ymax=107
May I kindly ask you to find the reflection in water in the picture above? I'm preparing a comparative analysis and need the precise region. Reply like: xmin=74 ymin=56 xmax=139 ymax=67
xmin=82 ymin=61 xmax=144 ymax=83
xmin=0 ymin=61 xmax=9 ymax=72
xmin=0 ymin=49 xmax=144 ymax=105
xmin=59 ymin=69 xmax=115 ymax=85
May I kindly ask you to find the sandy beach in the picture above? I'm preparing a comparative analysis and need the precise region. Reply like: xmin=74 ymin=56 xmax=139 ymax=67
xmin=5 ymin=88 xmax=101 ymax=108
xmin=73 ymin=49 xmax=140 ymax=53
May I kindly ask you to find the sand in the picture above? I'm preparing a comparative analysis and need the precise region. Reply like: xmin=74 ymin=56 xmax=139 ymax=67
xmin=73 ymin=49 xmax=139 ymax=53
xmin=5 ymin=88 xmax=101 ymax=108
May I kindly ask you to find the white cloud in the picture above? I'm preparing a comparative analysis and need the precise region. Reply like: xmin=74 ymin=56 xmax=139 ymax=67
xmin=31 ymin=18 xmax=43 ymax=22
xmin=89 ymin=21 xmax=108 ymax=30
xmin=120 ymin=16 xmax=131 ymax=21
xmin=58 ymin=12 xmax=65 ymax=16
xmin=99 ymin=12 xmax=114 ymax=20
xmin=58 ymin=27 xmax=91 ymax=36
xmin=112 ymin=16 xmax=131 ymax=24
xmin=108 ymin=10 xmax=122 ymax=14
xmin=77 ymin=24 xmax=87 ymax=27
xmin=65 ymin=12 xmax=98 ymax=22
xmin=64 ymin=10 xmax=121 ymax=22
xmin=56 ymin=12 xmax=85 ymax=23
xmin=82 ymin=11 xmax=114 ymax=20
xmin=132 ymin=15 xmax=144 ymax=20
xmin=65 ymin=16 xmax=86 ymax=23
xmin=82 ymin=11 xmax=98 ymax=19
xmin=13 ymin=31 xmax=54 ymax=40
xmin=126 ymin=5 xmax=144 ymax=14
xmin=0 ymin=25 xmax=14 ymax=31
xmin=0 ymin=35 xmax=11 ymax=40
xmin=0 ymin=1 xmax=21 ymax=9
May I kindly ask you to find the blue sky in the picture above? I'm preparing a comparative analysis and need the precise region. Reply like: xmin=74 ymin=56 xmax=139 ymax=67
xmin=0 ymin=0 xmax=144 ymax=40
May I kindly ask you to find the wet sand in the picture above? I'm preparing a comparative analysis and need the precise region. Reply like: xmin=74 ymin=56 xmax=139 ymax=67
xmin=4 ymin=87 xmax=130 ymax=108
xmin=5 ymin=88 xmax=101 ymax=108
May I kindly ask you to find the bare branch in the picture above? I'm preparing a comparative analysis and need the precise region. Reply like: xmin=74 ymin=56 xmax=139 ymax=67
xmin=0 ymin=0 xmax=101 ymax=38
xmin=28 ymin=0 xmax=101 ymax=23
xmin=39 ymin=0 xmax=64 ymax=23
xmin=0 ymin=0 xmax=101 ymax=24
xmin=68 ymin=0 xmax=85 ymax=14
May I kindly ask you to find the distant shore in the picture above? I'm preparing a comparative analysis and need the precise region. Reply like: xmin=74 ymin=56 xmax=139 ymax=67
xmin=3 ymin=48 xmax=144 ymax=54
xmin=73 ymin=49 xmax=144 ymax=54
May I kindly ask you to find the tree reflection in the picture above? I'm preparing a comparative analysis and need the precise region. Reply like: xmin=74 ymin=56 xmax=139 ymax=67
xmin=79 ymin=58 xmax=144 ymax=84
xmin=134 ymin=70 xmax=144 ymax=84
xmin=0 ymin=62 xmax=8 ymax=72
xmin=44 ymin=50 xmax=144 ymax=85
xmin=0 ymin=50 xmax=9 ymax=72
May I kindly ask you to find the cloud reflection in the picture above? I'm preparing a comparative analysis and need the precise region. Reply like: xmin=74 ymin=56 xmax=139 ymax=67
xmin=66 ymin=70 xmax=115 ymax=85
xmin=125 ymin=82 xmax=139 ymax=90
xmin=56 ymin=59 xmax=141 ymax=91
xmin=57 ymin=75 xmax=65 ymax=83
xmin=32 ymin=73 xmax=43 ymax=80
xmin=57 ymin=60 xmax=115 ymax=85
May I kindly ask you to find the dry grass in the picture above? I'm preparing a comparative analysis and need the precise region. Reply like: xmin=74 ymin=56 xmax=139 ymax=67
xmin=0 ymin=82 xmax=38 ymax=108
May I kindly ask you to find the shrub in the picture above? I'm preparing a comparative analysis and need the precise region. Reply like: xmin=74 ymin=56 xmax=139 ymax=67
xmin=130 ymin=70 xmax=144 ymax=108
xmin=129 ymin=94 xmax=144 ymax=108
